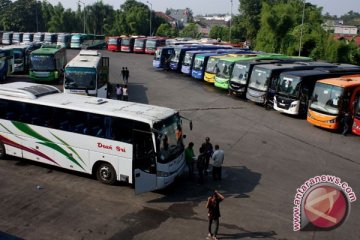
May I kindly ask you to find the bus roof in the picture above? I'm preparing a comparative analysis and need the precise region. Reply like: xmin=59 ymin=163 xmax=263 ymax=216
xmin=31 ymin=45 xmax=63 ymax=55
xmin=254 ymin=62 xmax=336 ymax=71
xmin=281 ymin=67 xmax=360 ymax=78
xmin=66 ymin=50 xmax=101 ymax=69
xmin=218 ymin=55 xmax=259 ymax=62
xmin=0 ymin=82 xmax=177 ymax=126
xmin=317 ymin=76 xmax=360 ymax=88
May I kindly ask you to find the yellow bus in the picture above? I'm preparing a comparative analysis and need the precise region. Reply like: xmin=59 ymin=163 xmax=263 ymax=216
xmin=203 ymin=54 xmax=251 ymax=83
xmin=307 ymin=75 xmax=360 ymax=130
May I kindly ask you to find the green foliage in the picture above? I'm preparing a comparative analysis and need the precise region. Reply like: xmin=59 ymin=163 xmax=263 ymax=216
xmin=179 ymin=23 xmax=201 ymax=39
xmin=209 ymin=25 xmax=229 ymax=42
xmin=156 ymin=23 xmax=177 ymax=37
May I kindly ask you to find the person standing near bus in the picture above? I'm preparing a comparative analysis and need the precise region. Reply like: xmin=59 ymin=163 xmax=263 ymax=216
xmin=122 ymin=85 xmax=128 ymax=101
xmin=115 ymin=84 xmax=123 ymax=100
xmin=206 ymin=190 xmax=225 ymax=240
xmin=201 ymin=137 xmax=213 ymax=175
xmin=211 ymin=145 xmax=224 ymax=180
xmin=197 ymin=146 xmax=206 ymax=184
xmin=342 ymin=111 xmax=351 ymax=136
xmin=185 ymin=142 xmax=195 ymax=178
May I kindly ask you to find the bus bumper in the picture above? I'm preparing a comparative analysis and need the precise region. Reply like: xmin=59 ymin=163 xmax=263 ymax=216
xmin=307 ymin=110 xmax=338 ymax=129
xmin=204 ymin=73 xmax=215 ymax=83
xmin=29 ymin=71 xmax=58 ymax=81
xmin=181 ymin=66 xmax=191 ymax=75
xmin=214 ymin=78 xmax=229 ymax=90
xmin=273 ymin=99 xmax=300 ymax=115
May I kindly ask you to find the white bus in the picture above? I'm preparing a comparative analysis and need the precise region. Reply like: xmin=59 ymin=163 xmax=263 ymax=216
xmin=64 ymin=50 xmax=109 ymax=98
xmin=0 ymin=82 xmax=187 ymax=193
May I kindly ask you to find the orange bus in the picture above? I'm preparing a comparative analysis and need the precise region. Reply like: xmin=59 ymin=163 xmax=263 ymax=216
xmin=307 ymin=75 xmax=360 ymax=131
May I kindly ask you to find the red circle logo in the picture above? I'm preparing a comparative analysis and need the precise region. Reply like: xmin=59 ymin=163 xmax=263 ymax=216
xmin=304 ymin=185 xmax=348 ymax=229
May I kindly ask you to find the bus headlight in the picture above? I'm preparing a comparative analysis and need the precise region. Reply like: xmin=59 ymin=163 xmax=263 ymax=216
xmin=325 ymin=118 xmax=337 ymax=123
xmin=157 ymin=171 xmax=170 ymax=177
xmin=290 ymin=103 xmax=297 ymax=108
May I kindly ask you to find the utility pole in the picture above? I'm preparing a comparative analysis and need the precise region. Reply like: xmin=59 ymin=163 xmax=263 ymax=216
xmin=147 ymin=1 xmax=152 ymax=36
xmin=78 ymin=0 xmax=86 ymax=34
xmin=229 ymin=0 xmax=233 ymax=43
xmin=299 ymin=0 xmax=305 ymax=56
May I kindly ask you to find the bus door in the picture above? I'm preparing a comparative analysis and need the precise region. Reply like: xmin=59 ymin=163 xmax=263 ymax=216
xmin=133 ymin=130 xmax=157 ymax=194
xmin=98 ymin=57 xmax=109 ymax=98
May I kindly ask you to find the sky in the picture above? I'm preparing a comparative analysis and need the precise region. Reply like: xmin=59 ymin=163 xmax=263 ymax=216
xmin=46 ymin=0 xmax=360 ymax=17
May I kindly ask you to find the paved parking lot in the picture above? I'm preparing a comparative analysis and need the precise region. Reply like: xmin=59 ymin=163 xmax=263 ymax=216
xmin=0 ymin=50 xmax=359 ymax=240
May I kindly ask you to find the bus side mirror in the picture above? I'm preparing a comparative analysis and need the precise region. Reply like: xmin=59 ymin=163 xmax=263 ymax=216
xmin=190 ymin=121 xmax=193 ymax=130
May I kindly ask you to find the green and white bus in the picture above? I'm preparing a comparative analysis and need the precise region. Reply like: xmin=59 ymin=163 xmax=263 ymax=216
xmin=0 ymin=82 xmax=187 ymax=193
xmin=29 ymin=45 xmax=67 ymax=81
xmin=64 ymin=50 xmax=109 ymax=98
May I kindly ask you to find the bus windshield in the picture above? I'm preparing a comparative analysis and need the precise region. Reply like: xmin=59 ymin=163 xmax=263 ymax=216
xmin=108 ymin=38 xmax=117 ymax=45
xmin=122 ymin=39 xmax=130 ymax=46
xmin=134 ymin=40 xmax=145 ymax=47
xmin=64 ymin=68 xmax=96 ymax=90
xmin=182 ymin=52 xmax=193 ymax=66
xmin=170 ymin=49 xmax=181 ymax=63
xmin=30 ymin=55 xmax=55 ymax=71
xmin=248 ymin=68 xmax=270 ymax=91
xmin=217 ymin=60 xmax=234 ymax=78
xmin=154 ymin=114 xmax=183 ymax=164
xmin=193 ymin=57 xmax=204 ymax=71
xmin=58 ymin=35 xmax=65 ymax=42
xmin=277 ymin=76 xmax=301 ymax=98
xmin=146 ymin=40 xmax=156 ymax=48
xmin=231 ymin=63 xmax=248 ymax=84
xmin=206 ymin=58 xmax=219 ymax=73
xmin=13 ymin=50 xmax=24 ymax=64
xmin=309 ymin=83 xmax=343 ymax=115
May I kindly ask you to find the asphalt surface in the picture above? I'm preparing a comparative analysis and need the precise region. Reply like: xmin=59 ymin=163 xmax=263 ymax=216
xmin=0 ymin=50 xmax=359 ymax=240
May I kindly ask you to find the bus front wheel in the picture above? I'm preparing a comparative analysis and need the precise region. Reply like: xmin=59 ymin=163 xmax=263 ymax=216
xmin=96 ymin=163 xmax=117 ymax=185
xmin=0 ymin=142 xmax=6 ymax=159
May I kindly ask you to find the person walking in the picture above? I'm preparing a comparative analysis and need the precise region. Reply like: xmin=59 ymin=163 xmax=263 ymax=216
xmin=206 ymin=190 xmax=225 ymax=240
xmin=201 ymin=137 xmax=213 ymax=175
xmin=185 ymin=142 xmax=195 ymax=178
xmin=197 ymin=146 xmax=206 ymax=184
xmin=121 ymin=67 xmax=126 ymax=83
xmin=212 ymin=145 xmax=224 ymax=180
xmin=115 ymin=84 xmax=123 ymax=100
xmin=124 ymin=67 xmax=130 ymax=84
xmin=122 ymin=85 xmax=128 ymax=101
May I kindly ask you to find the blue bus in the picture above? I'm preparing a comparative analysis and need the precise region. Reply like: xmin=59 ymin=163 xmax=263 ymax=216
xmin=169 ymin=45 xmax=233 ymax=72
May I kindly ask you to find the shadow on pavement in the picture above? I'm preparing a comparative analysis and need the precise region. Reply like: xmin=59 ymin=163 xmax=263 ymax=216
xmin=217 ymin=230 xmax=277 ymax=239
xmin=151 ymin=165 xmax=262 ymax=203
xmin=108 ymin=82 xmax=149 ymax=104
xmin=0 ymin=231 xmax=24 ymax=240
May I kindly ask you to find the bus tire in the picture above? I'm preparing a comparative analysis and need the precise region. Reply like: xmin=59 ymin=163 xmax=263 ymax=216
xmin=96 ymin=162 xmax=117 ymax=185
xmin=0 ymin=142 xmax=6 ymax=159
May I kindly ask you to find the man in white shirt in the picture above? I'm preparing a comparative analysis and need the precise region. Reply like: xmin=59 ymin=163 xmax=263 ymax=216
xmin=212 ymin=145 xmax=224 ymax=180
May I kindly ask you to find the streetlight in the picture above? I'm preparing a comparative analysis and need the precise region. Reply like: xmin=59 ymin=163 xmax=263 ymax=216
xmin=298 ymin=0 xmax=305 ymax=56
xmin=146 ymin=1 xmax=152 ymax=36
xmin=35 ymin=1 xmax=39 ymax=32
xmin=229 ymin=0 xmax=233 ymax=43
xmin=78 ymin=0 xmax=86 ymax=34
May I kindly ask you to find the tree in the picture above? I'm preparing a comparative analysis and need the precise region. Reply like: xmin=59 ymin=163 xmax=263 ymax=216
xmin=112 ymin=0 xmax=150 ymax=35
xmin=180 ymin=23 xmax=201 ymax=39
xmin=156 ymin=23 xmax=177 ymax=37
xmin=209 ymin=25 xmax=229 ymax=42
